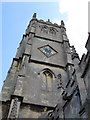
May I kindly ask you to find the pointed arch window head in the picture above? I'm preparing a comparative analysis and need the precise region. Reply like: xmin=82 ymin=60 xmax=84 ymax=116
xmin=41 ymin=25 xmax=48 ymax=34
xmin=43 ymin=71 xmax=53 ymax=76
xmin=40 ymin=25 xmax=58 ymax=36
xmin=49 ymin=27 xmax=57 ymax=35
xmin=50 ymin=28 xmax=56 ymax=35
xmin=40 ymin=68 xmax=56 ymax=78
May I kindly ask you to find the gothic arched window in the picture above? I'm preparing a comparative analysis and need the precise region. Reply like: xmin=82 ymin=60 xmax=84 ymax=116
xmin=40 ymin=69 xmax=55 ymax=91
xmin=41 ymin=25 xmax=48 ymax=34
xmin=49 ymin=27 xmax=57 ymax=35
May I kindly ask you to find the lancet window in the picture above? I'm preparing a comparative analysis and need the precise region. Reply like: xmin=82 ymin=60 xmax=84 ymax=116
xmin=40 ymin=69 xmax=55 ymax=91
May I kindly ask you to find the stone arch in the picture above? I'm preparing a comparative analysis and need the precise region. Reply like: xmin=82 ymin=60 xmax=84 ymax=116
xmin=41 ymin=25 xmax=48 ymax=34
xmin=49 ymin=27 xmax=57 ymax=35
xmin=39 ymin=68 xmax=56 ymax=91
xmin=40 ymin=68 xmax=56 ymax=78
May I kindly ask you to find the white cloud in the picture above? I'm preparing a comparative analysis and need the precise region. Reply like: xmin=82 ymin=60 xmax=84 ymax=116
xmin=54 ymin=0 xmax=89 ymax=58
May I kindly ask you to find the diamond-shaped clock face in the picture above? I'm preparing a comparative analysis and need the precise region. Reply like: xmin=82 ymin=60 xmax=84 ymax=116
xmin=38 ymin=45 xmax=57 ymax=57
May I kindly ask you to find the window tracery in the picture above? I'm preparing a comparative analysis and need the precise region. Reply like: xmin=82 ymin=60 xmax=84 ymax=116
xmin=40 ymin=25 xmax=58 ymax=35
xmin=49 ymin=27 xmax=57 ymax=35
xmin=41 ymin=25 xmax=48 ymax=34
xmin=40 ymin=69 xmax=55 ymax=91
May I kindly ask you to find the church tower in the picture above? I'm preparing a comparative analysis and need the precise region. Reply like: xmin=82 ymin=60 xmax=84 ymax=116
xmin=0 ymin=13 xmax=88 ymax=119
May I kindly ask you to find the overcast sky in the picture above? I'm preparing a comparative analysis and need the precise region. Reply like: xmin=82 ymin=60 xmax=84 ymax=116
xmin=0 ymin=0 xmax=89 ymax=92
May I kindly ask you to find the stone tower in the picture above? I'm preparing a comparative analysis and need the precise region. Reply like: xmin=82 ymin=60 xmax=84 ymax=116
xmin=0 ymin=13 xmax=89 ymax=119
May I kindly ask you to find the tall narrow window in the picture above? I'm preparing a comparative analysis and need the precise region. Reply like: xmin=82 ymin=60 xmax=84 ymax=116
xmin=40 ymin=69 xmax=54 ymax=91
